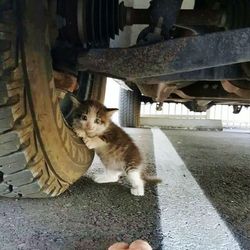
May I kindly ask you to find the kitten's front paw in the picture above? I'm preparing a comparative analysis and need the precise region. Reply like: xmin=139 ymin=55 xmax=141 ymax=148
xmin=131 ymin=187 xmax=144 ymax=196
xmin=83 ymin=137 xmax=98 ymax=149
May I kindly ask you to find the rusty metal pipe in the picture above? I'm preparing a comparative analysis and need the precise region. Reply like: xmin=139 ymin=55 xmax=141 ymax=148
xmin=122 ymin=7 xmax=225 ymax=27
xmin=77 ymin=28 xmax=250 ymax=80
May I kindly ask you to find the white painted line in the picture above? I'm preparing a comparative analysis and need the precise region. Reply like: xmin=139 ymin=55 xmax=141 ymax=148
xmin=151 ymin=128 xmax=240 ymax=250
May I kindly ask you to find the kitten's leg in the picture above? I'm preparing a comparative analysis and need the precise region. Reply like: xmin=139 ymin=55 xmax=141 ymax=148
xmin=127 ymin=169 xmax=145 ymax=196
xmin=94 ymin=169 xmax=122 ymax=183
xmin=84 ymin=136 xmax=106 ymax=149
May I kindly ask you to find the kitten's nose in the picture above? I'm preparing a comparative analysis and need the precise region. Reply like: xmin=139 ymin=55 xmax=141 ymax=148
xmin=86 ymin=123 xmax=94 ymax=130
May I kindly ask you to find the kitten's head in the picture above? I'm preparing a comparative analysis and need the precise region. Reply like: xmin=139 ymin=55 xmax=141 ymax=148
xmin=71 ymin=99 xmax=118 ymax=136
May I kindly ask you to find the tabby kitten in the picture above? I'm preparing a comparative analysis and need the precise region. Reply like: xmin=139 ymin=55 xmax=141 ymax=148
xmin=71 ymin=99 xmax=160 ymax=196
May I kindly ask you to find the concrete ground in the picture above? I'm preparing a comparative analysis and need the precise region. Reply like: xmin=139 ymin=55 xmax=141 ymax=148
xmin=163 ymin=129 xmax=250 ymax=250
xmin=0 ymin=129 xmax=249 ymax=250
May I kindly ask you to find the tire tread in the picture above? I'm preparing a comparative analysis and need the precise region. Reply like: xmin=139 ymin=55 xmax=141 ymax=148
xmin=119 ymin=88 xmax=141 ymax=127
xmin=0 ymin=1 xmax=69 ymax=198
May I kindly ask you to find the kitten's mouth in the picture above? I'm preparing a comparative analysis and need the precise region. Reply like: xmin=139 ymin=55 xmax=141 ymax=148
xmin=86 ymin=130 xmax=97 ymax=137
xmin=86 ymin=129 xmax=95 ymax=133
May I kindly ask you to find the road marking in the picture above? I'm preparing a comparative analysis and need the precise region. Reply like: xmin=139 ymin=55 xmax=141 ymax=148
xmin=151 ymin=128 xmax=240 ymax=250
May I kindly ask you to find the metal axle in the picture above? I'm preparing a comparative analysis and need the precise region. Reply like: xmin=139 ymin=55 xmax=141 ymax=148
xmin=77 ymin=28 xmax=250 ymax=80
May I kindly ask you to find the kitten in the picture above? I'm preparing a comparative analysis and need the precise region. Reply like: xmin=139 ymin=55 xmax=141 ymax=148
xmin=71 ymin=99 xmax=161 ymax=196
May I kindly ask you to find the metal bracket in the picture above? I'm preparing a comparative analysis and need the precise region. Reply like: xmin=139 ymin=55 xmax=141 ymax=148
xmin=233 ymin=105 xmax=243 ymax=114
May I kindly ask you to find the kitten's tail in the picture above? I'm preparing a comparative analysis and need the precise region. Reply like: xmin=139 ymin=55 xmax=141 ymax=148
xmin=141 ymin=172 xmax=162 ymax=185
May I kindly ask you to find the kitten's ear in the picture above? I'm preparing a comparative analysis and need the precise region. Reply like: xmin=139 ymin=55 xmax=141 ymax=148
xmin=106 ymin=108 xmax=119 ymax=117
xmin=69 ymin=94 xmax=81 ymax=108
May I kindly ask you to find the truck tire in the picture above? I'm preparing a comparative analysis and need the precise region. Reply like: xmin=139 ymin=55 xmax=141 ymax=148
xmin=119 ymin=88 xmax=141 ymax=127
xmin=0 ymin=0 xmax=95 ymax=198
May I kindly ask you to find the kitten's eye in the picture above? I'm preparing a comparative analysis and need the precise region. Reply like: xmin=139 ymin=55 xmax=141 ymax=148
xmin=81 ymin=114 xmax=87 ymax=120
xmin=95 ymin=118 xmax=101 ymax=124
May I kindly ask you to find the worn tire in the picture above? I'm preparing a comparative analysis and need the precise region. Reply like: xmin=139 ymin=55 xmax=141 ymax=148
xmin=119 ymin=88 xmax=141 ymax=127
xmin=0 ymin=0 xmax=94 ymax=198
xmin=89 ymin=75 xmax=107 ymax=103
